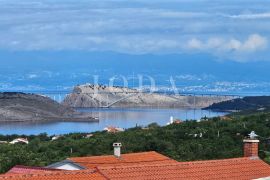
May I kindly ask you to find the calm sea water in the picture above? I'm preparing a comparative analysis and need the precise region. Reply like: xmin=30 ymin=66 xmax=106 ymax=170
xmin=0 ymin=108 xmax=227 ymax=135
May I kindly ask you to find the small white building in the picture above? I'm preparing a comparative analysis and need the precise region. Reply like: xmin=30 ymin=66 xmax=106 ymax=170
xmin=10 ymin=138 xmax=29 ymax=144
xmin=85 ymin=134 xmax=94 ymax=138
xmin=51 ymin=135 xmax=62 ymax=141
xmin=167 ymin=116 xmax=183 ymax=125
xmin=167 ymin=116 xmax=174 ymax=125
xmin=0 ymin=141 xmax=8 ymax=144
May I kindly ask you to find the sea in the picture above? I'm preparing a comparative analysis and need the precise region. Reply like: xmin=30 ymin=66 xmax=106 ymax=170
xmin=0 ymin=108 xmax=227 ymax=135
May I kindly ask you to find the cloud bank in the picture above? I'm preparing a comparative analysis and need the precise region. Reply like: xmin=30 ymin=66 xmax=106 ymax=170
xmin=0 ymin=0 xmax=270 ymax=62
xmin=187 ymin=34 xmax=267 ymax=52
xmin=186 ymin=34 xmax=268 ymax=62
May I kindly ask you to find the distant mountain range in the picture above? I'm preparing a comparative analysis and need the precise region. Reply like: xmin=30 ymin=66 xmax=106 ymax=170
xmin=1 ymin=50 xmax=270 ymax=95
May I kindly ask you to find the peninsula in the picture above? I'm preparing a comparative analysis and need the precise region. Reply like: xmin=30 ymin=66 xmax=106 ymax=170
xmin=0 ymin=92 xmax=96 ymax=122
xmin=204 ymin=96 xmax=270 ymax=111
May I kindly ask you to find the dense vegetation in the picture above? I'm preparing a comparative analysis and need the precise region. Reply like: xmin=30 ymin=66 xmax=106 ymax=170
xmin=205 ymin=96 xmax=270 ymax=111
xmin=1 ymin=112 xmax=270 ymax=173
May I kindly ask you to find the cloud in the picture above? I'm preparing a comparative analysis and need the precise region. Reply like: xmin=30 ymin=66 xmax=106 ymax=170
xmin=185 ymin=34 xmax=268 ymax=62
xmin=241 ymin=34 xmax=267 ymax=51
xmin=0 ymin=0 xmax=270 ymax=62
xmin=227 ymin=13 xmax=270 ymax=19
xmin=186 ymin=34 xmax=267 ymax=53
xmin=187 ymin=38 xmax=203 ymax=49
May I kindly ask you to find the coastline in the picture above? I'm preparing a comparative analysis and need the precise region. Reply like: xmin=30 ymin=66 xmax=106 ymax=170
xmin=0 ymin=116 xmax=99 ymax=123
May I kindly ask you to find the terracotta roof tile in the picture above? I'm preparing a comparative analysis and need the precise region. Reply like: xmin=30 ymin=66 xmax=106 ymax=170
xmin=69 ymin=151 xmax=177 ymax=169
xmin=2 ymin=152 xmax=270 ymax=180
xmin=5 ymin=165 xmax=61 ymax=174
xmin=0 ymin=170 xmax=106 ymax=180
xmin=97 ymin=157 xmax=270 ymax=180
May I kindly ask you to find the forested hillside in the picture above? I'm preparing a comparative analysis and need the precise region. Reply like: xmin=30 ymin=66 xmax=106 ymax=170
xmin=1 ymin=112 xmax=270 ymax=173
xmin=205 ymin=96 xmax=270 ymax=111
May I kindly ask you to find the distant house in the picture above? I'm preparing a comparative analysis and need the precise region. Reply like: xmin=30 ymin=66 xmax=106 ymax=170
xmin=104 ymin=126 xmax=124 ymax=133
xmin=51 ymin=135 xmax=62 ymax=141
xmin=173 ymin=119 xmax=183 ymax=124
xmin=200 ymin=116 xmax=209 ymax=121
xmin=85 ymin=134 xmax=94 ymax=138
xmin=220 ymin=116 xmax=232 ymax=121
xmin=0 ymin=141 xmax=8 ymax=144
xmin=167 ymin=116 xmax=183 ymax=125
xmin=9 ymin=138 xmax=29 ymax=144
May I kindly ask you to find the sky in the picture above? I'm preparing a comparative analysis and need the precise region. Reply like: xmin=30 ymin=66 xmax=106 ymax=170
xmin=0 ymin=0 xmax=270 ymax=94
xmin=0 ymin=0 xmax=270 ymax=62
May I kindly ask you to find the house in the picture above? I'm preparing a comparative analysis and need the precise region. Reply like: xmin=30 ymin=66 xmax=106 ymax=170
xmin=167 ymin=116 xmax=183 ymax=125
xmin=1 ymin=169 xmax=105 ymax=180
xmin=2 ymin=132 xmax=270 ymax=179
xmin=103 ymin=126 xmax=124 ymax=133
xmin=173 ymin=119 xmax=183 ymax=124
xmin=44 ymin=143 xmax=176 ymax=170
xmin=85 ymin=134 xmax=94 ymax=138
xmin=44 ymin=151 xmax=176 ymax=171
xmin=220 ymin=115 xmax=233 ymax=121
xmin=51 ymin=135 xmax=62 ymax=141
xmin=96 ymin=157 xmax=270 ymax=180
xmin=9 ymin=138 xmax=29 ymax=144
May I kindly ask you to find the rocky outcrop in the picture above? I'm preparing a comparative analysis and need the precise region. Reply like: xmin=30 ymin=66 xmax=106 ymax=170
xmin=63 ymin=84 xmax=233 ymax=108
xmin=0 ymin=92 xmax=95 ymax=122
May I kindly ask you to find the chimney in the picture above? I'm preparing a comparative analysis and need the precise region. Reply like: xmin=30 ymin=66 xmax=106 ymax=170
xmin=113 ymin=142 xmax=122 ymax=158
xmin=243 ymin=131 xmax=259 ymax=157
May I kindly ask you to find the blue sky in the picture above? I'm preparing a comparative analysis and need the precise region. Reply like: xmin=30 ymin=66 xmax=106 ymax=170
xmin=0 ymin=0 xmax=270 ymax=62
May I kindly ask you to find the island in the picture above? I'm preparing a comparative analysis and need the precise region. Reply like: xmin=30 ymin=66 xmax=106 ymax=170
xmin=62 ymin=84 xmax=233 ymax=108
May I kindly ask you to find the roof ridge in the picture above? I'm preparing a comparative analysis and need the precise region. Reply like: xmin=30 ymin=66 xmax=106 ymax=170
xmin=69 ymin=151 xmax=160 ymax=160
xmin=73 ymin=158 xmax=176 ymax=165
xmin=177 ymin=157 xmax=258 ymax=165
xmin=10 ymin=165 xmax=61 ymax=171
xmin=97 ymin=162 xmax=181 ymax=170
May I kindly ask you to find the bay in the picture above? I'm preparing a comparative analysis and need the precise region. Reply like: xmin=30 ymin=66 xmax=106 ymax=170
xmin=0 ymin=108 xmax=227 ymax=135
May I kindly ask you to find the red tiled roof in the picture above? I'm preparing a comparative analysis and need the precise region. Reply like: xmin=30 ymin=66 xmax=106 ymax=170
xmin=0 ymin=170 xmax=106 ymax=180
xmin=97 ymin=157 xmax=270 ymax=180
xmin=2 ymin=152 xmax=270 ymax=180
xmin=69 ymin=151 xmax=177 ymax=169
xmin=5 ymin=165 xmax=61 ymax=174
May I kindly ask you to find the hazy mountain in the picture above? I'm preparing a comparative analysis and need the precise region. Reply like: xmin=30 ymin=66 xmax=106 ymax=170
xmin=1 ymin=50 xmax=270 ymax=94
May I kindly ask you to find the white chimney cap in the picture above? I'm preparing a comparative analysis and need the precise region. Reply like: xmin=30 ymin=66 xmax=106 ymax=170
xmin=113 ymin=142 xmax=122 ymax=147
xmin=248 ymin=131 xmax=258 ymax=139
